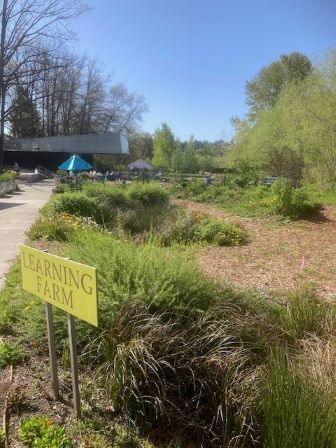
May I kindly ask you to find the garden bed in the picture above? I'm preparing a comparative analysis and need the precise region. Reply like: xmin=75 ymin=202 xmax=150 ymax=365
xmin=2 ymin=181 xmax=336 ymax=447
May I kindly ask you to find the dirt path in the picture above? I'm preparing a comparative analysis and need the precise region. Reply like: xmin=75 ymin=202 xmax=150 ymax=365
xmin=176 ymin=199 xmax=336 ymax=297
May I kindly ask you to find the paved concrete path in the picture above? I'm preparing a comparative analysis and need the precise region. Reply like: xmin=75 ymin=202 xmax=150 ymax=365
xmin=0 ymin=180 xmax=53 ymax=289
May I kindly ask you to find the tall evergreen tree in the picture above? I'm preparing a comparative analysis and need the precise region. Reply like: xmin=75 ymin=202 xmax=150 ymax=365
xmin=10 ymin=86 xmax=41 ymax=138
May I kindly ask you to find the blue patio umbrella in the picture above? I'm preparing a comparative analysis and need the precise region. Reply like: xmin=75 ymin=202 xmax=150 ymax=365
xmin=58 ymin=154 xmax=92 ymax=172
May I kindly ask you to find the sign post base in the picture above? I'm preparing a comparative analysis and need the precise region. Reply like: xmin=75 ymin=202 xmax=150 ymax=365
xmin=67 ymin=314 xmax=81 ymax=419
xmin=45 ymin=303 xmax=60 ymax=399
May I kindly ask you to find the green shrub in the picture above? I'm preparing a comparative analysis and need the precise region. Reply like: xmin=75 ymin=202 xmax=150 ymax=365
xmin=230 ymin=159 xmax=258 ymax=188
xmin=172 ymin=176 xmax=320 ymax=220
xmin=175 ymin=181 xmax=273 ymax=216
xmin=271 ymin=178 xmax=320 ymax=219
xmin=17 ymin=298 xmax=71 ymax=346
xmin=67 ymin=231 xmax=218 ymax=314
xmin=305 ymin=183 xmax=336 ymax=206
xmin=33 ymin=426 xmax=74 ymax=448
xmin=0 ymin=170 xmax=16 ymax=181
xmin=45 ymin=193 xmax=102 ymax=222
xmin=28 ymin=212 xmax=102 ymax=241
xmin=28 ymin=213 xmax=77 ymax=241
xmin=80 ymin=182 xmax=169 ymax=228
xmin=83 ymin=182 xmax=129 ymax=208
xmin=20 ymin=417 xmax=49 ymax=446
xmin=17 ymin=228 xmax=221 ymax=344
xmin=20 ymin=417 xmax=74 ymax=448
xmin=0 ymin=341 xmax=25 ymax=368
xmin=52 ymin=185 xmax=66 ymax=194
xmin=196 ymin=183 xmax=232 ymax=202
xmin=158 ymin=211 xmax=247 ymax=247
xmin=185 ymin=179 xmax=208 ymax=196
xmin=127 ymin=181 xmax=169 ymax=206
xmin=0 ymin=298 xmax=20 ymax=335
xmin=2 ymin=228 xmax=223 ymax=345
xmin=262 ymin=353 xmax=336 ymax=448
xmin=83 ymin=181 xmax=169 ymax=208
xmin=196 ymin=218 xmax=247 ymax=246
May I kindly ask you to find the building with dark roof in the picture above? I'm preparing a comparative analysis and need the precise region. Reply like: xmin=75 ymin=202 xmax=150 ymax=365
xmin=4 ymin=133 xmax=129 ymax=170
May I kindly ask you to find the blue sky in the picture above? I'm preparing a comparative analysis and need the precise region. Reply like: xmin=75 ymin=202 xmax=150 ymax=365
xmin=71 ymin=0 xmax=336 ymax=141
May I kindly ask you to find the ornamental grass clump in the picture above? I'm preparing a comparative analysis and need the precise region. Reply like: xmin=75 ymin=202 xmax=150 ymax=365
xmin=158 ymin=208 xmax=201 ymax=246
xmin=279 ymin=287 xmax=336 ymax=339
xmin=262 ymin=353 xmax=336 ymax=448
xmin=89 ymin=299 xmax=276 ymax=447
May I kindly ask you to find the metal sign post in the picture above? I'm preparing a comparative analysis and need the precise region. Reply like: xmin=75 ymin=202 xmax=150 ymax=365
xmin=20 ymin=245 xmax=98 ymax=419
xmin=67 ymin=314 xmax=81 ymax=418
xmin=45 ymin=303 xmax=60 ymax=399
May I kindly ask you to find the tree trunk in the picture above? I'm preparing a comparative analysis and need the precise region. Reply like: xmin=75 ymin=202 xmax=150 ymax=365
xmin=0 ymin=0 xmax=8 ymax=170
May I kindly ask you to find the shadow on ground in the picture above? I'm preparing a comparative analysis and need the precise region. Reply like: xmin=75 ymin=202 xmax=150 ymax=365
xmin=0 ymin=202 xmax=25 ymax=211
xmin=304 ymin=207 xmax=331 ymax=224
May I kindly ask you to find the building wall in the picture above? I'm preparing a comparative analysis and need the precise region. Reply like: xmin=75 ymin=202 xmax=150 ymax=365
xmin=4 ymin=151 xmax=94 ymax=171
xmin=5 ymin=133 xmax=129 ymax=155
xmin=4 ymin=132 xmax=129 ymax=170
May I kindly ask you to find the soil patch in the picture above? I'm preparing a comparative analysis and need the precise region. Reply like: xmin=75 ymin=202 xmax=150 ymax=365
xmin=0 ymin=343 xmax=75 ymax=447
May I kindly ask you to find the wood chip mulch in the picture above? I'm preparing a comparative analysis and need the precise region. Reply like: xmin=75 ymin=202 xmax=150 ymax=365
xmin=176 ymin=199 xmax=336 ymax=297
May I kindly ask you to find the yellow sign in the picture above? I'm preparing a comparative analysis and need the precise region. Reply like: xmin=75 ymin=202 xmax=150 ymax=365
xmin=20 ymin=245 xmax=98 ymax=326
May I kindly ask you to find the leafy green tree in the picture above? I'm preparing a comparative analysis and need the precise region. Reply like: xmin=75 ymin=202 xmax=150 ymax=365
xmin=231 ymin=51 xmax=336 ymax=187
xmin=183 ymin=136 xmax=199 ymax=172
xmin=152 ymin=123 xmax=176 ymax=168
xmin=246 ymin=52 xmax=312 ymax=118
xmin=129 ymin=132 xmax=153 ymax=160
xmin=176 ymin=136 xmax=199 ymax=172
xmin=263 ymin=146 xmax=305 ymax=186
xmin=10 ymin=85 xmax=41 ymax=138
xmin=197 ymin=144 xmax=215 ymax=171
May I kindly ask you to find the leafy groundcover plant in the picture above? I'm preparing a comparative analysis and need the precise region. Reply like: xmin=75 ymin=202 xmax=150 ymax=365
xmin=20 ymin=417 xmax=74 ymax=448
